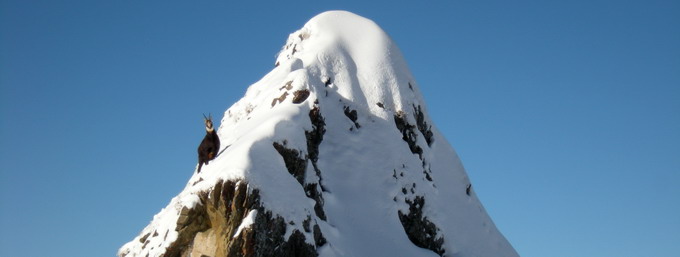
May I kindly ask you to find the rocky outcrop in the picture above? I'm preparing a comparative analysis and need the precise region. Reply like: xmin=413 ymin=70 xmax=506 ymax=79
xmin=394 ymin=106 xmax=434 ymax=182
xmin=130 ymin=180 xmax=319 ymax=257
xmin=273 ymin=142 xmax=307 ymax=185
xmin=398 ymin=196 xmax=445 ymax=256
xmin=292 ymin=90 xmax=311 ymax=104
xmin=343 ymin=106 xmax=360 ymax=129
xmin=412 ymin=105 xmax=433 ymax=147
xmin=394 ymin=110 xmax=423 ymax=159
xmin=304 ymin=105 xmax=328 ymax=221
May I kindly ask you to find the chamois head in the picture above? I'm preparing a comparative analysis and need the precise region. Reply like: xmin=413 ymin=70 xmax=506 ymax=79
xmin=203 ymin=113 xmax=214 ymax=132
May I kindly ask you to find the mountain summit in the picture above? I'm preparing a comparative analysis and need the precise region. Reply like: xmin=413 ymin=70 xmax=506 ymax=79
xmin=119 ymin=11 xmax=518 ymax=257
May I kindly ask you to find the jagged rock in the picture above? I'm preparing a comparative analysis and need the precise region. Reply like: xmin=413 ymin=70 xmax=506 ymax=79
xmin=304 ymin=106 xmax=328 ymax=221
xmin=273 ymin=140 xmax=327 ymax=221
xmin=304 ymin=183 xmax=326 ymax=221
xmin=139 ymin=233 xmax=150 ymax=243
xmin=306 ymin=106 xmax=325 ymax=168
xmin=313 ymin=224 xmax=326 ymax=247
xmin=162 ymin=180 xmax=319 ymax=257
xmin=305 ymin=106 xmax=326 ymax=189
xmin=412 ymin=105 xmax=434 ymax=147
xmin=272 ymin=142 xmax=307 ymax=185
xmin=394 ymin=110 xmax=423 ymax=158
xmin=248 ymin=211 xmax=316 ymax=257
xmin=343 ymin=106 xmax=360 ymax=128
xmin=398 ymin=196 xmax=445 ymax=256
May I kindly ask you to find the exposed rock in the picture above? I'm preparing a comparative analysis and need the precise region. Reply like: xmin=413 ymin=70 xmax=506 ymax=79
xmin=412 ymin=105 xmax=433 ymax=147
xmin=395 ymin=110 xmax=435 ymax=182
xmin=139 ymin=233 xmax=150 ymax=243
xmin=272 ymin=142 xmax=307 ymax=185
xmin=322 ymin=77 xmax=332 ymax=87
xmin=280 ymin=81 xmax=293 ymax=90
xmin=161 ymin=180 xmax=319 ymax=257
xmin=306 ymin=106 xmax=325 ymax=167
xmin=272 ymin=139 xmax=326 ymax=223
xmin=424 ymin=170 xmax=433 ymax=182
xmin=293 ymin=89 xmax=311 ymax=104
xmin=313 ymin=224 xmax=326 ymax=247
xmin=305 ymin=183 xmax=326 ymax=221
xmin=303 ymin=216 xmax=312 ymax=232
xmin=305 ymin=106 xmax=326 ymax=187
xmin=398 ymin=196 xmax=445 ymax=256
xmin=273 ymin=139 xmax=327 ymax=221
xmin=165 ymin=202 xmax=209 ymax=257
xmin=343 ymin=106 xmax=360 ymax=129
xmin=305 ymin=106 xmax=328 ymax=221
xmin=271 ymin=92 xmax=289 ymax=107
xmin=248 ymin=211 xmax=317 ymax=257
xmin=394 ymin=111 xmax=423 ymax=158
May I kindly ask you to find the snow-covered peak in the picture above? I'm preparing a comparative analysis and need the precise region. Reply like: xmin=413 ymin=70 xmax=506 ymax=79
xmin=119 ymin=11 xmax=518 ymax=257
xmin=275 ymin=10 xmax=424 ymax=120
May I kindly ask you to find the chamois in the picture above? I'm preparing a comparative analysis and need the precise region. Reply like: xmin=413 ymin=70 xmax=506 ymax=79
xmin=197 ymin=114 xmax=220 ymax=173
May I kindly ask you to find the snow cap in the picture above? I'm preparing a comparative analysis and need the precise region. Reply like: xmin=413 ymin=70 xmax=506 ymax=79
xmin=276 ymin=10 xmax=425 ymax=119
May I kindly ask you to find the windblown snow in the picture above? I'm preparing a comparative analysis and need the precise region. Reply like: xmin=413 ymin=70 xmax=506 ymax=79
xmin=119 ymin=10 xmax=518 ymax=257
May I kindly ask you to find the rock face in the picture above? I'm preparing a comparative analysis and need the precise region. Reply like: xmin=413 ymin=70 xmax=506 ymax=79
xmin=119 ymin=11 xmax=518 ymax=257
xmin=140 ymin=180 xmax=319 ymax=257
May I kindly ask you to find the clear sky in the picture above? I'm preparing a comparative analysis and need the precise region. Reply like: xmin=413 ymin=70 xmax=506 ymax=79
xmin=1 ymin=1 xmax=678 ymax=256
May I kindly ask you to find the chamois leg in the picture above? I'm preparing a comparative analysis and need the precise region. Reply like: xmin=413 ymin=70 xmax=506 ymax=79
xmin=197 ymin=156 xmax=205 ymax=173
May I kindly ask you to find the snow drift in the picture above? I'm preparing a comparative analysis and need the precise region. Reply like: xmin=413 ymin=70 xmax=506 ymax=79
xmin=119 ymin=10 xmax=518 ymax=257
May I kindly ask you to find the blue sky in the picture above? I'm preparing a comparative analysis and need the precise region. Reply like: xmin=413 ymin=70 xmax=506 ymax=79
xmin=1 ymin=1 xmax=678 ymax=256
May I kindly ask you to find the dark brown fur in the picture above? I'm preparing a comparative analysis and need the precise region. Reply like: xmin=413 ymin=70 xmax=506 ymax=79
xmin=197 ymin=115 xmax=220 ymax=173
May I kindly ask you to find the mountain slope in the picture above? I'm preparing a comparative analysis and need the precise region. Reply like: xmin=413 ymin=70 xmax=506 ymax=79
xmin=119 ymin=10 xmax=518 ymax=257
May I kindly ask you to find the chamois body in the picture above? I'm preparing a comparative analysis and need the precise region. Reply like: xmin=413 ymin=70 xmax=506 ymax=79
xmin=197 ymin=115 xmax=220 ymax=173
